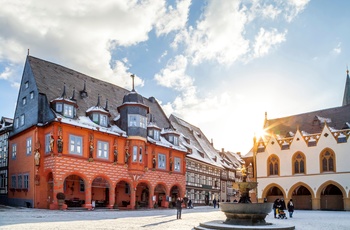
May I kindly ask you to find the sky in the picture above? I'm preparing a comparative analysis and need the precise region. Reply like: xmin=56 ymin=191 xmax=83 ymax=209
xmin=0 ymin=0 xmax=349 ymax=155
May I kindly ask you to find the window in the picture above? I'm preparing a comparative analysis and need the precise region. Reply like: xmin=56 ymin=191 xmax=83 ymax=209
xmin=174 ymin=157 xmax=181 ymax=172
xmin=148 ymin=129 xmax=153 ymax=137
xmin=23 ymin=174 xmax=29 ymax=189
xmin=158 ymin=154 xmax=166 ymax=169
xmin=11 ymin=175 xmax=16 ymax=188
xmin=268 ymin=155 xmax=279 ymax=176
xmin=45 ymin=134 xmax=51 ymax=154
xmin=30 ymin=91 xmax=34 ymax=99
xmin=11 ymin=144 xmax=17 ymax=159
xmin=100 ymin=114 xmax=108 ymax=127
xmin=20 ymin=114 xmax=25 ymax=126
xmin=69 ymin=135 xmax=82 ymax=155
xmin=128 ymin=114 xmax=147 ymax=129
xmin=97 ymin=141 xmax=109 ymax=159
xmin=139 ymin=147 xmax=143 ymax=162
xmin=132 ymin=146 xmax=137 ymax=162
xmin=79 ymin=179 xmax=85 ymax=192
xmin=337 ymin=136 xmax=347 ymax=143
xmin=169 ymin=135 xmax=174 ymax=142
xmin=321 ymin=150 xmax=335 ymax=172
xmin=154 ymin=130 xmax=160 ymax=141
xmin=174 ymin=136 xmax=179 ymax=146
xmin=22 ymin=97 xmax=27 ymax=105
xmin=25 ymin=81 xmax=29 ymax=88
xmin=293 ymin=152 xmax=305 ymax=174
xmin=64 ymin=104 xmax=74 ymax=118
xmin=17 ymin=174 xmax=22 ymax=189
xmin=56 ymin=103 xmax=63 ymax=113
xmin=26 ymin=137 xmax=32 ymax=155
xmin=0 ymin=170 xmax=7 ymax=194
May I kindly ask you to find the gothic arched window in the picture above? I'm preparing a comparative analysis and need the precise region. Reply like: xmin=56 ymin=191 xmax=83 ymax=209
xmin=293 ymin=152 xmax=306 ymax=174
xmin=268 ymin=155 xmax=279 ymax=176
xmin=320 ymin=149 xmax=335 ymax=173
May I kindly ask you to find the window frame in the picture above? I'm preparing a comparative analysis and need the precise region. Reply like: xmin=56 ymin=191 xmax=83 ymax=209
xmin=97 ymin=140 xmax=109 ymax=159
xmin=11 ymin=143 xmax=17 ymax=159
xmin=158 ymin=153 xmax=166 ymax=169
xmin=69 ymin=134 xmax=83 ymax=156
xmin=267 ymin=155 xmax=279 ymax=176
xmin=45 ymin=134 xmax=51 ymax=154
xmin=26 ymin=137 xmax=32 ymax=155
xmin=174 ymin=157 xmax=181 ymax=172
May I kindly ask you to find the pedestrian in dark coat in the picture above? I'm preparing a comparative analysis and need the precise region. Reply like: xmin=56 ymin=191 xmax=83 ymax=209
xmin=280 ymin=198 xmax=286 ymax=210
xmin=273 ymin=198 xmax=281 ymax=218
xmin=176 ymin=197 xmax=183 ymax=219
xmin=213 ymin=198 xmax=217 ymax=208
xmin=287 ymin=199 xmax=294 ymax=218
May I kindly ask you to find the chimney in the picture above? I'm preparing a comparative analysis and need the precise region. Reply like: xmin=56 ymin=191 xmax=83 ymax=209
xmin=221 ymin=148 xmax=225 ymax=153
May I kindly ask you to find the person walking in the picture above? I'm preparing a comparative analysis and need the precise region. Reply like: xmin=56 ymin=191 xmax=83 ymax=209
xmin=176 ymin=197 xmax=183 ymax=219
xmin=287 ymin=199 xmax=295 ymax=218
xmin=213 ymin=198 xmax=217 ymax=208
xmin=273 ymin=198 xmax=280 ymax=218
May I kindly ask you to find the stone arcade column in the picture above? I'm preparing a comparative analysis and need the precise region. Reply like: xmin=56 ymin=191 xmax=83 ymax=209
xmin=84 ymin=184 xmax=92 ymax=210
xmin=312 ymin=197 xmax=321 ymax=210
xmin=149 ymin=189 xmax=155 ymax=209
xmin=108 ymin=187 xmax=115 ymax=209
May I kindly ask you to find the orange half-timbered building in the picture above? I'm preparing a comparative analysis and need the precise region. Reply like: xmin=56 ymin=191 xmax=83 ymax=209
xmin=8 ymin=55 xmax=188 ymax=210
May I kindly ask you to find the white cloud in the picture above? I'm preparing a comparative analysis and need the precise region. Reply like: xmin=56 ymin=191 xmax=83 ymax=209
xmin=285 ymin=0 xmax=310 ymax=22
xmin=0 ymin=67 xmax=12 ymax=80
xmin=155 ymin=0 xmax=191 ymax=36
xmin=332 ymin=42 xmax=341 ymax=55
xmin=253 ymin=28 xmax=287 ymax=58
xmin=112 ymin=60 xmax=144 ymax=90
xmin=154 ymin=55 xmax=193 ymax=91
xmin=0 ymin=0 xmax=166 ymax=85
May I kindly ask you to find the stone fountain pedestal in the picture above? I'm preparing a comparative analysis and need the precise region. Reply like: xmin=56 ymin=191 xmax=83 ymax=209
xmin=193 ymin=182 xmax=294 ymax=230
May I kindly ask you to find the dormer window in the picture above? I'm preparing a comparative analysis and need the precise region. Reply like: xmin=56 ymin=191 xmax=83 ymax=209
xmin=64 ymin=104 xmax=74 ymax=118
xmin=56 ymin=103 xmax=63 ymax=113
xmin=154 ymin=130 xmax=160 ymax=141
xmin=89 ymin=112 xmax=108 ymax=127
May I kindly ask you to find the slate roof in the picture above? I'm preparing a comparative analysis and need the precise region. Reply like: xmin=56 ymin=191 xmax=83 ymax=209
xmin=264 ymin=104 xmax=350 ymax=137
xmin=170 ymin=114 xmax=236 ymax=169
xmin=28 ymin=56 xmax=172 ymax=129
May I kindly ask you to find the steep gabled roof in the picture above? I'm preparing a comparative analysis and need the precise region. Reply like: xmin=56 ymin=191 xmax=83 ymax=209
xmin=264 ymin=104 xmax=350 ymax=137
xmin=27 ymin=56 xmax=171 ymax=129
xmin=169 ymin=114 xmax=224 ymax=168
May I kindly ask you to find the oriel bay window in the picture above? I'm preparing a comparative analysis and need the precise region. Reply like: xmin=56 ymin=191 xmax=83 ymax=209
xmin=132 ymin=146 xmax=143 ymax=162
xmin=128 ymin=114 xmax=147 ymax=128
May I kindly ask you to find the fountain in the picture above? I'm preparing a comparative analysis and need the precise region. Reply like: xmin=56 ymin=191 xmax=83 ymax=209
xmin=193 ymin=165 xmax=295 ymax=230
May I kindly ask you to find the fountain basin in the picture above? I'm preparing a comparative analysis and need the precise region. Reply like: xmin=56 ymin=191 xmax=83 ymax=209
xmin=220 ymin=202 xmax=273 ymax=226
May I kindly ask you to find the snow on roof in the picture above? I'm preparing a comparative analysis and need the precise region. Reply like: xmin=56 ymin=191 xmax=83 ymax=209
xmin=86 ymin=106 xmax=108 ymax=113
xmin=316 ymin=115 xmax=331 ymax=123
xmin=55 ymin=114 xmax=126 ymax=137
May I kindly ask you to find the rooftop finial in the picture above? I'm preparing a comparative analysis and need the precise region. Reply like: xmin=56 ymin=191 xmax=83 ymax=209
xmin=96 ymin=94 xmax=101 ymax=107
xmin=27 ymin=49 xmax=30 ymax=56
xmin=70 ymin=87 xmax=76 ymax=101
xmin=131 ymin=74 xmax=135 ymax=92
xmin=104 ymin=98 xmax=109 ymax=111
xmin=61 ymin=83 xmax=66 ymax=98
xmin=347 ymin=65 xmax=349 ymax=76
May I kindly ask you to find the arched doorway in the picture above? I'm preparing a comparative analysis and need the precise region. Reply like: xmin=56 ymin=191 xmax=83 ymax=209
xmin=291 ymin=185 xmax=312 ymax=210
xmin=91 ymin=177 xmax=110 ymax=208
xmin=265 ymin=186 xmax=284 ymax=203
xmin=115 ymin=180 xmax=131 ymax=208
xmin=136 ymin=182 xmax=149 ymax=208
xmin=170 ymin=185 xmax=180 ymax=208
xmin=320 ymin=184 xmax=344 ymax=210
xmin=154 ymin=184 xmax=167 ymax=208
xmin=63 ymin=174 xmax=86 ymax=207
xmin=46 ymin=172 xmax=54 ymax=209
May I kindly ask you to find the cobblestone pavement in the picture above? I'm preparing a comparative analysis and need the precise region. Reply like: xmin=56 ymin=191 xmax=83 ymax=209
xmin=0 ymin=205 xmax=349 ymax=230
